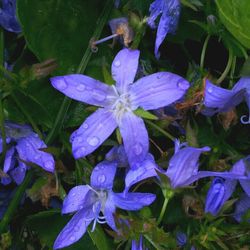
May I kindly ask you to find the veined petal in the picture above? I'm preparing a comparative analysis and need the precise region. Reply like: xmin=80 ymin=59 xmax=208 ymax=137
xmin=51 ymin=74 xmax=115 ymax=107
xmin=10 ymin=161 xmax=27 ymax=185
xmin=16 ymin=133 xmax=55 ymax=173
xmin=125 ymin=156 xmax=158 ymax=192
xmin=53 ymin=208 xmax=95 ymax=249
xmin=240 ymin=180 xmax=250 ymax=196
xmin=71 ymin=108 xmax=117 ymax=159
xmin=233 ymin=77 xmax=250 ymax=107
xmin=112 ymin=48 xmax=139 ymax=93
xmin=3 ymin=146 xmax=16 ymax=173
xmin=130 ymin=72 xmax=189 ymax=110
xmin=166 ymin=145 xmax=210 ymax=188
xmin=113 ymin=192 xmax=156 ymax=210
xmin=104 ymin=192 xmax=116 ymax=231
xmin=91 ymin=161 xmax=117 ymax=189
xmin=119 ymin=111 xmax=149 ymax=168
xmin=62 ymin=185 xmax=93 ymax=214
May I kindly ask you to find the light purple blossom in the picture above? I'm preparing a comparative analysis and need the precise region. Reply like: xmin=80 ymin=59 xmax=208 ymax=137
xmin=0 ymin=122 xmax=55 ymax=185
xmin=53 ymin=161 xmax=156 ymax=249
xmin=147 ymin=0 xmax=180 ymax=58
xmin=203 ymin=78 xmax=250 ymax=124
xmin=0 ymin=0 xmax=21 ymax=33
xmin=51 ymin=48 xmax=190 ymax=168
xmin=233 ymin=194 xmax=250 ymax=223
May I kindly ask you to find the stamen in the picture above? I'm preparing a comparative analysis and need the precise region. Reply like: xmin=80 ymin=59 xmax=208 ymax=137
xmin=91 ymin=218 xmax=97 ymax=232
xmin=240 ymin=114 xmax=250 ymax=124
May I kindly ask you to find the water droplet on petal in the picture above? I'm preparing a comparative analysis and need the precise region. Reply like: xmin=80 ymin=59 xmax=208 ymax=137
xmin=87 ymin=136 xmax=99 ymax=147
xmin=97 ymin=174 xmax=106 ymax=183
xmin=207 ymin=87 xmax=213 ymax=93
xmin=114 ymin=60 xmax=121 ymax=67
xmin=75 ymin=147 xmax=86 ymax=157
xmin=56 ymin=80 xmax=67 ymax=90
xmin=34 ymin=154 xmax=40 ymax=160
xmin=70 ymin=236 xmax=75 ymax=241
xmin=93 ymin=90 xmax=106 ymax=102
xmin=133 ymin=143 xmax=143 ymax=155
xmin=72 ymin=192 xmax=76 ymax=197
xmin=44 ymin=161 xmax=54 ymax=170
xmin=76 ymin=84 xmax=85 ymax=91
xmin=177 ymin=80 xmax=189 ymax=90
xmin=83 ymin=123 xmax=88 ymax=129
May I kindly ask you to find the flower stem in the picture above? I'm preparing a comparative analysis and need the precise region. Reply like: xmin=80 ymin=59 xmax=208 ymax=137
xmin=215 ymin=48 xmax=233 ymax=84
xmin=229 ymin=56 xmax=236 ymax=88
xmin=200 ymin=35 xmax=210 ymax=69
xmin=145 ymin=120 xmax=175 ymax=141
xmin=0 ymin=99 xmax=7 ymax=161
xmin=45 ymin=0 xmax=113 ymax=145
xmin=0 ymin=171 xmax=33 ymax=233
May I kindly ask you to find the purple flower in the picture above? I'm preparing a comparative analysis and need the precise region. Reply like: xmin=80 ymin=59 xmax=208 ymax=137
xmin=176 ymin=232 xmax=187 ymax=247
xmin=0 ymin=0 xmax=21 ymax=33
xmin=53 ymin=161 xmax=156 ymax=249
xmin=147 ymin=0 xmax=180 ymax=59
xmin=205 ymin=177 xmax=236 ymax=216
xmin=233 ymin=194 xmax=250 ymax=223
xmin=51 ymin=48 xmax=190 ymax=168
xmin=132 ymin=235 xmax=148 ymax=250
xmin=165 ymin=140 xmax=248 ymax=189
xmin=105 ymin=145 xmax=129 ymax=168
xmin=0 ymin=122 xmax=55 ymax=185
xmin=203 ymin=78 xmax=250 ymax=124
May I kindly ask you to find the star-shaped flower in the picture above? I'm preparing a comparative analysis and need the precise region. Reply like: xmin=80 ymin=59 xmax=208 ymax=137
xmin=147 ymin=0 xmax=180 ymax=59
xmin=0 ymin=0 xmax=21 ymax=33
xmin=1 ymin=122 xmax=55 ymax=185
xmin=53 ymin=161 xmax=156 ymax=249
xmin=51 ymin=48 xmax=190 ymax=168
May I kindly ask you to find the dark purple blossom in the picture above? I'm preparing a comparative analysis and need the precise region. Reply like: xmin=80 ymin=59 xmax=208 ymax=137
xmin=203 ymin=78 xmax=250 ymax=124
xmin=233 ymin=194 xmax=250 ymax=223
xmin=0 ymin=122 xmax=55 ymax=185
xmin=0 ymin=0 xmax=21 ymax=33
xmin=53 ymin=161 xmax=156 ymax=249
xmin=147 ymin=0 xmax=180 ymax=59
xmin=51 ymin=48 xmax=190 ymax=168
xmin=176 ymin=232 xmax=187 ymax=247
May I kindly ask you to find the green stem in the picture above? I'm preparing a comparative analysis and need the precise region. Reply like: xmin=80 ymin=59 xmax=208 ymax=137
xmin=45 ymin=0 xmax=113 ymax=145
xmin=131 ymin=19 xmax=147 ymax=49
xmin=144 ymin=234 xmax=160 ymax=250
xmin=0 ymin=99 xmax=7 ymax=162
xmin=215 ymin=48 xmax=233 ymax=84
xmin=200 ymin=35 xmax=210 ymax=69
xmin=145 ymin=120 xmax=175 ymax=141
xmin=0 ymin=28 xmax=4 ymax=66
xmin=11 ymin=92 xmax=43 ymax=138
xmin=229 ymin=56 xmax=236 ymax=88
xmin=0 ymin=171 xmax=33 ymax=233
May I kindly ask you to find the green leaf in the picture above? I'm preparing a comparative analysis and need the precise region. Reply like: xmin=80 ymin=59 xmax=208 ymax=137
xmin=134 ymin=108 xmax=158 ymax=120
xmin=17 ymin=0 xmax=104 ymax=74
xmin=215 ymin=0 xmax=250 ymax=48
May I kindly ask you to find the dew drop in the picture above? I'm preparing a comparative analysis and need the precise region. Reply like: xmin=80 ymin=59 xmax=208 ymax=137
xmin=34 ymin=154 xmax=40 ymax=160
xmin=87 ymin=136 xmax=100 ymax=146
xmin=56 ymin=80 xmax=67 ymax=90
xmin=44 ymin=161 xmax=54 ymax=170
xmin=133 ymin=143 xmax=143 ymax=155
xmin=93 ymin=90 xmax=106 ymax=102
xmin=207 ymin=87 xmax=213 ymax=93
xmin=76 ymin=84 xmax=85 ymax=91
xmin=70 ymin=236 xmax=75 ymax=241
xmin=75 ymin=147 xmax=86 ymax=157
xmin=97 ymin=174 xmax=106 ymax=183
xmin=72 ymin=192 xmax=76 ymax=197
xmin=83 ymin=123 xmax=88 ymax=129
xmin=114 ymin=60 xmax=121 ymax=67
xmin=177 ymin=80 xmax=189 ymax=90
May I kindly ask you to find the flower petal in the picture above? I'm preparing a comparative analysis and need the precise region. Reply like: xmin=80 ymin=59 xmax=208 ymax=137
xmin=71 ymin=108 xmax=117 ymax=159
xmin=233 ymin=194 xmax=250 ymax=222
xmin=53 ymin=208 xmax=95 ymax=249
xmin=119 ymin=111 xmax=149 ymax=168
xmin=10 ymin=161 xmax=27 ymax=185
xmin=51 ymin=74 xmax=115 ymax=107
xmin=105 ymin=145 xmax=129 ymax=168
xmin=166 ymin=145 xmax=210 ymax=188
xmin=91 ymin=161 xmax=117 ymax=189
xmin=16 ymin=133 xmax=55 ymax=173
xmin=130 ymin=72 xmax=189 ymax=110
xmin=240 ymin=180 xmax=250 ymax=196
xmin=112 ymin=48 xmax=139 ymax=93
xmin=62 ymin=185 xmax=93 ymax=214
xmin=104 ymin=192 xmax=116 ymax=231
xmin=114 ymin=192 xmax=156 ymax=210
xmin=125 ymin=155 xmax=157 ymax=192
xmin=3 ymin=146 xmax=16 ymax=173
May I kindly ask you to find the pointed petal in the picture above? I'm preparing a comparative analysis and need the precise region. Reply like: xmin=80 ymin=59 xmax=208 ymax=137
xmin=233 ymin=77 xmax=250 ymax=108
xmin=114 ymin=192 xmax=156 ymax=210
xmin=112 ymin=48 xmax=140 ymax=93
xmin=166 ymin=145 xmax=210 ymax=188
xmin=53 ymin=208 xmax=95 ymax=249
xmin=51 ymin=74 xmax=115 ymax=107
xmin=119 ymin=112 xmax=149 ymax=168
xmin=104 ymin=192 xmax=116 ymax=231
xmin=10 ymin=161 xmax=27 ymax=185
xmin=91 ymin=161 xmax=117 ymax=189
xmin=71 ymin=108 xmax=117 ymax=159
xmin=147 ymin=0 xmax=164 ymax=28
xmin=130 ymin=72 xmax=189 ymax=110
xmin=125 ymin=156 xmax=157 ymax=192
xmin=240 ymin=180 xmax=250 ymax=196
xmin=233 ymin=194 xmax=250 ymax=222
xmin=62 ymin=185 xmax=93 ymax=214
xmin=16 ymin=133 xmax=55 ymax=173
xmin=3 ymin=146 xmax=16 ymax=173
